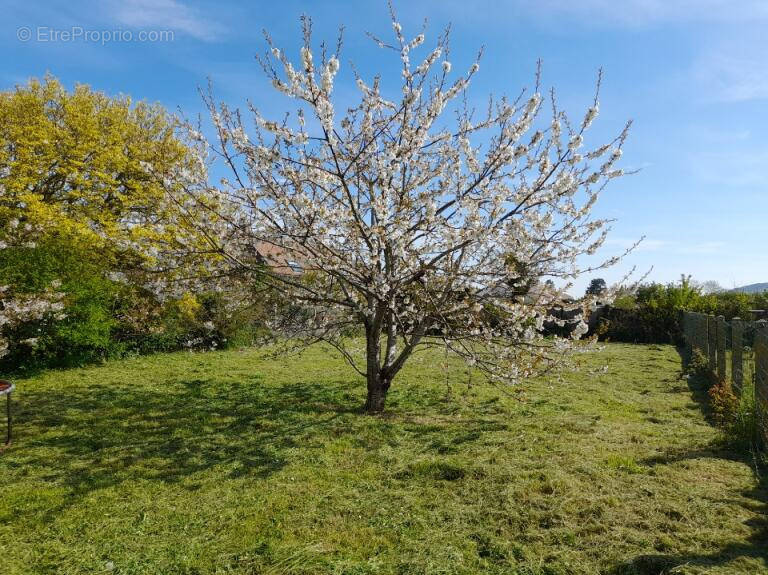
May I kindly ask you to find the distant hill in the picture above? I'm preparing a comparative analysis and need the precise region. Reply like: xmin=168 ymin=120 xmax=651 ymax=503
xmin=732 ymin=283 xmax=768 ymax=294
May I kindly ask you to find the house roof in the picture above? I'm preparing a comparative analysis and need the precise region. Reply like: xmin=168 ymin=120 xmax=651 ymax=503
xmin=254 ymin=242 xmax=304 ymax=276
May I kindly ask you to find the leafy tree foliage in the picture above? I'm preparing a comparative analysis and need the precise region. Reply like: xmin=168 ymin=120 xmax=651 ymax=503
xmin=0 ymin=76 xmax=250 ymax=368
xmin=0 ymin=75 xmax=190 ymax=244
xmin=585 ymin=278 xmax=607 ymax=296
xmin=594 ymin=275 xmax=768 ymax=344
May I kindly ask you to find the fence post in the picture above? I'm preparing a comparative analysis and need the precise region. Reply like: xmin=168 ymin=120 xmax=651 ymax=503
xmin=755 ymin=320 xmax=768 ymax=448
xmin=707 ymin=314 xmax=717 ymax=374
xmin=732 ymin=317 xmax=743 ymax=395
xmin=717 ymin=315 xmax=727 ymax=383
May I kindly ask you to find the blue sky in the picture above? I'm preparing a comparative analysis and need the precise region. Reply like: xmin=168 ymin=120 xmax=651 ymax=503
xmin=4 ymin=0 xmax=768 ymax=294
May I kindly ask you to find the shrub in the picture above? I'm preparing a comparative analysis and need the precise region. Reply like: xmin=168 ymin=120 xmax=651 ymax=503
xmin=707 ymin=381 xmax=740 ymax=428
xmin=0 ymin=236 xmax=269 ymax=371
xmin=0 ymin=236 xmax=118 ymax=369
xmin=706 ymin=380 xmax=758 ymax=450
xmin=684 ymin=349 xmax=710 ymax=379
xmin=593 ymin=276 xmax=768 ymax=345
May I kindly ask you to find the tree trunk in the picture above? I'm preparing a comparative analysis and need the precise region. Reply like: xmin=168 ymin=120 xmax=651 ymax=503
xmin=364 ymin=372 xmax=390 ymax=413
xmin=364 ymin=324 xmax=390 ymax=413
xmin=361 ymin=314 xmax=422 ymax=413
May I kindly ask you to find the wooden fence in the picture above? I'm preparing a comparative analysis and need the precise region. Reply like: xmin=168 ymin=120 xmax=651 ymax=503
xmin=682 ymin=311 xmax=768 ymax=446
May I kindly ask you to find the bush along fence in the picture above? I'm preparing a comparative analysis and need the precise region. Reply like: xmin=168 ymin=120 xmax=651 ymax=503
xmin=682 ymin=311 xmax=768 ymax=447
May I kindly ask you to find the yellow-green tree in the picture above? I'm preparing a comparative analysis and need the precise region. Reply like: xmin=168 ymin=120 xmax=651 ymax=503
xmin=0 ymin=75 xmax=192 ymax=246
xmin=0 ymin=76 xmax=210 ymax=367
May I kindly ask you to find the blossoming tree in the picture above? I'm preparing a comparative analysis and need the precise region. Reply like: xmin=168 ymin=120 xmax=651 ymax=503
xmin=173 ymin=12 xmax=631 ymax=412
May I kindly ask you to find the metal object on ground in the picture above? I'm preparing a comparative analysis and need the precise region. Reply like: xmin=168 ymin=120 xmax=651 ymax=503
xmin=0 ymin=380 xmax=14 ymax=448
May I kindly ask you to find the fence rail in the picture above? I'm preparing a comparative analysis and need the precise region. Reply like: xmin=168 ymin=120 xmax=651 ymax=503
xmin=682 ymin=311 xmax=768 ymax=446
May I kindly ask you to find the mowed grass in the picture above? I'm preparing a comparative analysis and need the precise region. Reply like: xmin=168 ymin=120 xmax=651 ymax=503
xmin=1 ymin=343 xmax=766 ymax=575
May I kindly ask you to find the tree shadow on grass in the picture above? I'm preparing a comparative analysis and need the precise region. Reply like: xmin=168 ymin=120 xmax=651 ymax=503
xmin=607 ymin=349 xmax=768 ymax=574
xmin=3 ymin=363 xmax=502 ymax=532
xmin=5 ymin=376 xmax=363 ymax=513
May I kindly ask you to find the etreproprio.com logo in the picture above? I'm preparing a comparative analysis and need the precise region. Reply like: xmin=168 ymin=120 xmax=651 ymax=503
xmin=17 ymin=26 xmax=175 ymax=44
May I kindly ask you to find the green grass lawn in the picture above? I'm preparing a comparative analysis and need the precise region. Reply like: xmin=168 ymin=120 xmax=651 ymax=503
xmin=1 ymin=343 xmax=766 ymax=574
